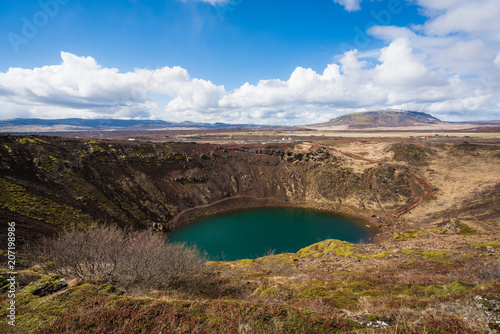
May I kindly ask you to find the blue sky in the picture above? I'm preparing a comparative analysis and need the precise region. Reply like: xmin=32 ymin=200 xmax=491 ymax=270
xmin=0 ymin=0 xmax=499 ymax=124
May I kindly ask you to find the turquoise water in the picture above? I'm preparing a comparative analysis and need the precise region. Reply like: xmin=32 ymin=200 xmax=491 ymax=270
xmin=167 ymin=208 xmax=371 ymax=261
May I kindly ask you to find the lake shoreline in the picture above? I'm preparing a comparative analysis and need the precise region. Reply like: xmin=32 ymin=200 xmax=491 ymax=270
xmin=168 ymin=207 xmax=373 ymax=261
xmin=169 ymin=195 xmax=379 ymax=235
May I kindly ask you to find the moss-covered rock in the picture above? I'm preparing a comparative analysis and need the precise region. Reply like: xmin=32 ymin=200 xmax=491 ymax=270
xmin=421 ymin=250 xmax=451 ymax=262
xmin=425 ymin=281 xmax=477 ymax=297
xmin=392 ymin=230 xmax=422 ymax=241
xmin=371 ymin=251 xmax=396 ymax=259
xmin=254 ymin=286 xmax=281 ymax=299
xmin=297 ymin=239 xmax=357 ymax=258
xmin=424 ymin=285 xmax=444 ymax=297
xmin=470 ymin=241 xmax=500 ymax=248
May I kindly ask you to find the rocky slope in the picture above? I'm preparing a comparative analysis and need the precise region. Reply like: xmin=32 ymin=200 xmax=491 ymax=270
xmin=0 ymin=135 xmax=425 ymax=245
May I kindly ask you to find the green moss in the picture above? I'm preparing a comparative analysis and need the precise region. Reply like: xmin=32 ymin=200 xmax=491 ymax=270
xmin=254 ymin=286 xmax=280 ymax=299
xmin=324 ymin=291 xmax=358 ymax=309
xmin=32 ymin=154 xmax=69 ymax=172
xmin=424 ymin=285 xmax=444 ymax=297
xmin=0 ymin=281 xmax=106 ymax=333
xmin=235 ymin=259 xmax=256 ymax=266
xmin=424 ymin=281 xmax=477 ymax=297
xmin=392 ymin=230 xmax=422 ymax=241
xmin=371 ymin=251 xmax=395 ymax=259
xmin=16 ymin=137 xmax=50 ymax=145
xmin=297 ymin=239 xmax=357 ymax=258
xmin=343 ymin=282 xmax=369 ymax=292
xmin=446 ymin=281 xmax=477 ymax=294
xmin=421 ymin=250 xmax=451 ymax=262
xmin=3 ymin=145 xmax=13 ymax=154
xmin=392 ymin=283 xmax=411 ymax=295
xmin=23 ymin=275 xmax=60 ymax=295
xmin=0 ymin=179 xmax=94 ymax=227
xmin=400 ymin=249 xmax=414 ymax=255
xmin=410 ymin=285 xmax=425 ymax=294
xmin=470 ymin=241 xmax=500 ymax=248
xmin=296 ymin=287 xmax=332 ymax=300
xmin=458 ymin=223 xmax=477 ymax=235
xmin=359 ymin=290 xmax=385 ymax=297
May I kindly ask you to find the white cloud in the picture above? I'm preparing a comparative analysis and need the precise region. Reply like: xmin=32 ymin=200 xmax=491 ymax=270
xmin=494 ymin=53 xmax=500 ymax=68
xmin=0 ymin=43 xmax=497 ymax=125
xmin=417 ymin=0 xmax=500 ymax=40
xmin=217 ymin=39 xmax=488 ymax=123
xmin=373 ymin=38 xmax=448 ymax=88
xmin=1 ymin=0 xmax=500 ymax=124
xmin=333 ymin=0 xmax=362 ymax=12
xmin=0 ymin=52 xmax=225 ymax=120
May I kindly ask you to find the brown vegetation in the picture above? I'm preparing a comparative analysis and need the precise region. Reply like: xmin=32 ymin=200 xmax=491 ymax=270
xmin=25 ymin=225 xmax=207 ymax=293
xmin=1 ymin=132 xmax=499 ymax=333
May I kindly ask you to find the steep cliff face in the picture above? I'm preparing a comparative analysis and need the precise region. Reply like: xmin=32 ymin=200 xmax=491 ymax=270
xmin=0 ymin=135 xmax=424 ymax=238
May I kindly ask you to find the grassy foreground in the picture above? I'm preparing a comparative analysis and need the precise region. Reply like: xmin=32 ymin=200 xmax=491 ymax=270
xmin=1 ymin=224 xmax=499 ymax=333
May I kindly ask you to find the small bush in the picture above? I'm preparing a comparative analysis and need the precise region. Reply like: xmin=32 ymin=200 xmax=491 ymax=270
xmin=25 ymin=225 xmax=207 ymax=292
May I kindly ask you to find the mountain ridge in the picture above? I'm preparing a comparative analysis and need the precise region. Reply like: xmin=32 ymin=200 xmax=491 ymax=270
xmin=316 ymin=110 xmax=443 ymax=128
xmin=0 ymin=118 xmax=263 ymax=131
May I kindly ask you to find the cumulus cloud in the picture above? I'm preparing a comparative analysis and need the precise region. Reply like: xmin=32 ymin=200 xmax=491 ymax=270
xmin=373 ymin=38 xmax=448 ymax=88
xmin=217 ymin=39 xmax=485 ymax=122
xmin=0 ymin=42 xmax=497 ymax=124
xmin=0 ymin=52 xmax=225 ymax=120
xmin=333 ymin=0 xmax=362 ymax=12
xmin=1 ymin=0 xmax=499 ymax=124
xmin=416 ymin=0 xmax=500 ymax=41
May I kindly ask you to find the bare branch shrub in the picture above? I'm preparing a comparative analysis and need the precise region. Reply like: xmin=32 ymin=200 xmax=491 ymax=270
xmin=25 ymin=225 xmax=207 ymax=292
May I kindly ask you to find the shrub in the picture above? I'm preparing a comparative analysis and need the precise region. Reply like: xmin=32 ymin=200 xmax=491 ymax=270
xmin=25 ymin=225 xmax=207 ymax=292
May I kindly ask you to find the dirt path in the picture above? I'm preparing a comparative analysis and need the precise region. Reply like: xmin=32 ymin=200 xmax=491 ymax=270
xmin=173 ymin=144 xmax=438 ymax=225
xmin=323 ymin=144 xmax=436 ymax=218
xmin=171 ymin=195 xmax=307 ymax=225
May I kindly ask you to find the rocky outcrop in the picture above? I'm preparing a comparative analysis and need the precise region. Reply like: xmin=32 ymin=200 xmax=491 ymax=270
xmin=32 ymin=278 xmax=68 ymax=297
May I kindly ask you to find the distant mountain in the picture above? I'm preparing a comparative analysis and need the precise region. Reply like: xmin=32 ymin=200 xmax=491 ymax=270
xmin=317 ymin=110 xmax=443 ymax=128
xmin=0 ymin=118 xmax=263 ymax=132
xmin=0 ymin=118 xmax=174 ymax=128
